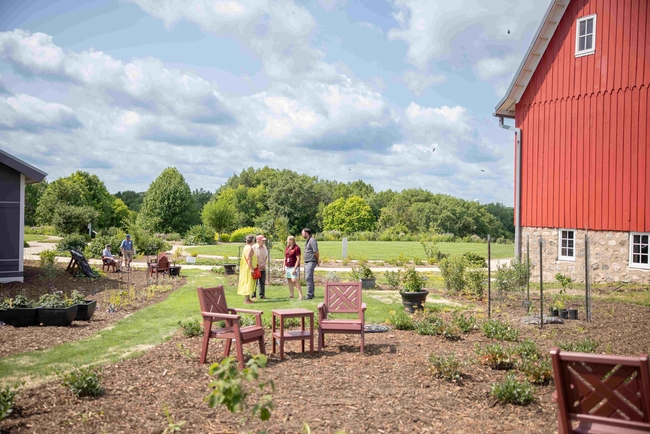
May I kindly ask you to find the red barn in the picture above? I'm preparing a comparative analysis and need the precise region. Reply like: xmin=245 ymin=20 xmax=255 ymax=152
xmin=494 ymin=0 xmax=649 ymax=283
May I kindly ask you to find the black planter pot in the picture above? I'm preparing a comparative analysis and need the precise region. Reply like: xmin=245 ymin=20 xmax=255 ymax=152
xmin=38 ymin=305 xmax=78 ymax=326
xmin=224 ymin=264 xmax=237 ymax=275
xmin=549 ymin=307 xmax=559 ymax=317
xmin=400 ymin=290 xmax=429 ymax=314
xmin=74 ymin=300 xmax=97 ymax=321
xmin=559 ymin=309 xmax=569 ymax=320
xmin=169 ymin=266 xmax=181 ymax=277
xmin=360 ymin=278 xmax=376 ymax=289
xmin=1 ymin=308 xmax=40 ymax=327
xmin=568 ymin=308 xmax=579 ymax=320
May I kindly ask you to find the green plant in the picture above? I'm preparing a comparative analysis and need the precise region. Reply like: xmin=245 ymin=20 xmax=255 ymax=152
xmin=481 ymin=319 xmax=520 ymax=341
xmin=37 ymin=293 xmax=68 ymax=308
xmin=384 ymin=270 xmax=401 ymax=290
xmin=490 ymin=373 xmax=535 ymax=405
xmin=518 ymin=357 xmax=553 ymax=384
xmin=439 ymin=256 xmax=467 ymax=294
xmin=184 ymin=224 xmax=216 ymax=246
xmin=163 ymin=405 xmax=187 ymax=433
xmin=512 ymin=339 xmax=542 ymax=361
xmin=452 ymin=312 xmax=477 ymax=333
xmin=461 ymin=251 xmax=487 ymax=267
xmin=494 ymin=257 xmax=531 ymax=293
xmin=465 ymin=269 xmax=486 ymax=299
xmin=10 ymin=294 xmax=32 ymax=308
xmin=206 ymin=354 xmax=274 ymax=421
xmin=325 ymin=271 xmax=340 ymax=282
xmin=178 ymin=318 xmax=203 ymax=338
xmin=56 ymin=233 xmax=89 ymax=252
xmin=350 ymin=264 xmax=374 ymax=280
xmin=0 ymin=383 xmax=22 ymax=421
xmin=555 ymin=273 xmax=573 ymax=291
xmin=441 ymin=323 xmax=462 ymax=341
xmin=400 ymin=267 xmax=427 ymax=292
xmin=414 ymin=313 xmax=443 ymax=335
xmin=58 ymin=366 xmax=104 ymax=398
xmin=389 ymin=310 xmax=416 ymax=330
xmin=70 ymin=290 xmax=86 ymax=304
xmin=476 ymin=343 xmax=515 ymax=370
xmin=429 ymin=354 xmax=463 ymax=383
xmin=229 ymin=227 xmax=264 ymax=243
xmin=558 ymin=337 xmax=600 ymax=353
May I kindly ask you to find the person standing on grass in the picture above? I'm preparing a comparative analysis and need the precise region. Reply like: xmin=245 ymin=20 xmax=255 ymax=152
xmin=120 ymin=234 xmax=134 ymax=270
xmin=283 ymin=235 xmax=302 ymax=299
xmin=302 ymin=228 xmax=319 ymax=300
xmin=252 ymin=235 xmax=268 ymax=299
xmin=237 ymin=234 xmax=257 ymax=304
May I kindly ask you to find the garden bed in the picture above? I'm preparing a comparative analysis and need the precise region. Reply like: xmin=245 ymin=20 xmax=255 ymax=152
xmin=0 ymin=262 xmax=186 ymax=357
xmin=2 ymin=295 xmax=649 ymax=433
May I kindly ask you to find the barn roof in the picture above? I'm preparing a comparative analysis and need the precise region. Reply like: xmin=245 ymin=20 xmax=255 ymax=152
xmin=0 ymin=148 xmax=47 ymax=184
xmin=493 ymin=0 xmax=571 ymax=118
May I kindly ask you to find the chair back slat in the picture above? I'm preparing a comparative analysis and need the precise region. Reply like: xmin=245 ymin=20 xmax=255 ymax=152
xmin=197 ymin=286 xmax=229 ymax=314
xmin=324 ymin=282 xmax=362 ymax=314
xmin=552 ymin=348 xmax=650 ymax=431
xmin=158 ymin=255 xmax=170 ymax=270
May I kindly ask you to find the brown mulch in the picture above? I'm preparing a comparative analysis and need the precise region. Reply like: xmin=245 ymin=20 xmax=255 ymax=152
xmin=2 ymin=294 xmax=650 ymax=433
xmin=0 ymin=263 xmax=186 ymax=357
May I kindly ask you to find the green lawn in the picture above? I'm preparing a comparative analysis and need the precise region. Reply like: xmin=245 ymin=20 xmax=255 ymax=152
xmin=0 ymin=269 xmax=454 ymax=386
xmin=24 ymin=234 xmax=52 ymax=243
xmin=188 ymin=241 xmax=515 ymax=261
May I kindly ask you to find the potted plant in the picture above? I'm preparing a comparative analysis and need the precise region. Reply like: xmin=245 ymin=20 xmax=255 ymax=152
xmin=351 ymin=264 xmax=375 ymax=289
xmin=0 ymin=295 xmax=39 ymax=327
xmin=37 ymin=293 xmax=78 ymax=326
xmin=70 ymin=290 xmax=97 ymax=321
xmin=399 ymin=267 xmax=428 ymax=314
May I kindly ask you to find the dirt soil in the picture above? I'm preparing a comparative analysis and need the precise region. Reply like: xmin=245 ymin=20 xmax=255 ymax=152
xmin=0 ymin=262 xmax=186 ymax=357
xmin=2 ymin=292 xmax=650 ymax=433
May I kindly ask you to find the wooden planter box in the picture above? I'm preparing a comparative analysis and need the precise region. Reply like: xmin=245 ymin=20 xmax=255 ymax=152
xmin=38 ymin=305 xmax=78 ymax=327
xmin=74 ymin=300 xmax=97 ymax=321
xmin=0 ymin=308 xmax=40 ymax=327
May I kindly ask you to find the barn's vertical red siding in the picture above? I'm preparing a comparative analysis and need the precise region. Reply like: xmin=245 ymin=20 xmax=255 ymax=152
xmin=515 ymin=0 xmax=650 ymax=232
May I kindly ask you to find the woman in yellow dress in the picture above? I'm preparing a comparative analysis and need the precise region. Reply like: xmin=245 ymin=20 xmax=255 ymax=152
xmin=238 ymin=234 xmax=258 ymax=304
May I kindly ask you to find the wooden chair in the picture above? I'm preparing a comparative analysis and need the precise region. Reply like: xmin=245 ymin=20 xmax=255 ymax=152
xmin=149 ymin=253 xmax=170 ymax=278
xmin=317 ymin=282 xmax=366 ymax=354
xmin=101 ymin=256 xmax=117 ymax=272
xmin=197 ymin=286 xmax=266 ymax=369
xmin=550 ymin=348 xmax=650 ymax=434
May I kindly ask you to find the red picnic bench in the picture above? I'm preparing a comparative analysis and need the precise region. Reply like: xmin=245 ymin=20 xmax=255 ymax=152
xmin=551 ymin=348 xmax=650 ymax=433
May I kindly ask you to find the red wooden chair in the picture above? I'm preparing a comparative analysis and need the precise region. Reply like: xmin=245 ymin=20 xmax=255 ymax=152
xmin=550 ymin=348 xmax=650 ymax=434
xmin=149 ymin=253 xmax=170 ymax=278
xmin=197 ymin=285 xmax=266 ymax=368
xmin=101 ymin=256 xmax=117 ymax=272
xmin=318 ymin=282 xmax=366 ymax=354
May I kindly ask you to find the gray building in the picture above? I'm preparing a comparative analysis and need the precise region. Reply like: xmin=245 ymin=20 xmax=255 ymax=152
xmin=0 ymin=149 xmax=47 ymax=283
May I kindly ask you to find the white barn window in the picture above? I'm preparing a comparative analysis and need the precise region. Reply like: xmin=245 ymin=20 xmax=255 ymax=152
xmin=575 ymin=15 xmax=596 ymax=57
xmin=558 ymin=229 xmax=576 ymax=261
xmin=629 ymin=233 xmax=650 ymax=270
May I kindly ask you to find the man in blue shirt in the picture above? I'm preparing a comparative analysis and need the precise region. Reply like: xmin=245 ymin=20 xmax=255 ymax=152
xmin=120 ymin=234 xmax=134 ymax=270
xmin=301 ymin=228 xmax=320 ymax=300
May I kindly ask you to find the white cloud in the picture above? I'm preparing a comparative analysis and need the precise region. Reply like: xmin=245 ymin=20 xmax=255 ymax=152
xmin=403 ymin=70 xmax=446 ymax=96
xmin=388 ymin=0 xmax=546 ymax=69
xmin=0 ymin=94 xmax=82 ymax=131
xmin=474 ymin=54 xmax=520 ymax=80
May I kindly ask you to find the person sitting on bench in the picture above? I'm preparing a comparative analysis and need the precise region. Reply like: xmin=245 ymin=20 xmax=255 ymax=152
xmin=102 ymin=244 xmax=121 ymax=272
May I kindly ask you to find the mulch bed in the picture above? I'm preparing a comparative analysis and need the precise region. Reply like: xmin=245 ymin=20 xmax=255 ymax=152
xmin=2 ymin=294 xmax=650 ymax=433
xmin=0 ymin=263 xmax=186 ymax=357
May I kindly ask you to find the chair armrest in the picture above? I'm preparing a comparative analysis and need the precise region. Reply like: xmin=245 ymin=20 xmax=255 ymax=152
xmin=317 ymin=302 xmax=325 ymax=311
xmin=201 ymin=311 xmax=240 ymax=320
xmin=361 ymin=303 xmax=367 ymax=311
xmin=231 ymin=308 xmax=263 ymax=315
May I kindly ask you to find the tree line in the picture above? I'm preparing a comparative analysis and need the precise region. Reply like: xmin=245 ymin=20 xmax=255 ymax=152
xmin=25 ymin=166 xmax=514 ymax=241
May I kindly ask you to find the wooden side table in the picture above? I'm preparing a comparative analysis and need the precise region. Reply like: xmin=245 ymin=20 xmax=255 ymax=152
xmin=272 ymin=308 xmax=314 ymax=360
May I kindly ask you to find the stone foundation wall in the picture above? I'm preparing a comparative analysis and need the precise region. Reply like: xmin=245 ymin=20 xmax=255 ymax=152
xmin=521 ymin=227 xmax=650 ymax=284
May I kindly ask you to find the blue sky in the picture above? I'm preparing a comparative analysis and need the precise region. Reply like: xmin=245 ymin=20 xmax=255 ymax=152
xmin=0 ymin=0 xmax=550 ymax=205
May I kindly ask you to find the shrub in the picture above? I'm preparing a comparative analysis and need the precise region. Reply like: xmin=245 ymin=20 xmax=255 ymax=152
xmin=441 ymin=323 xmax=462 ymax=341
xmin=429 ymin=355 xmax=463 ymax=383
xmin=230 ymin=227 xmax=264 ymax=243
xmin=37 ymin=293 xmax=68 ymax=308
xmin=491 ymin=373 xmax=535 ymax=405
xmin=439 ymin=256 xmax=466 ymax=294
xmin=70 ymin=290 xmax=86 ymax=304
xmin=184 ymin=224 xmax=216 ymax=246
xmin=452 ymin=312 xmax=477 ymax=333
xmin=217 ymin=233 xmax=230 ymax=243
xmin=415 ymin=313 xmax=443 ymax=335
xmin=178 ymin=319 xmax=203 ymax=338
xmin=325 ymin=271 xmax=340 ymax=282
xmin=10 ymin=294 xmax=32 ymax=308
xmin=25 ymin=225 xmax=56 ymax=235
xmin=350 ymin=264 xmax=374 ymax=280
xmin=56 ymin=233 xmax=89 ymax=252
xmin=495 ymin=258 xmax=530 ymax=293
xmin=52 ymin=204 xmax=99 ymax=235
xmin=400 ymin=267 xmax=427 ymax=292
xmin=58 ymin=367 xmax=104 ymax=398
xmin=476 ymin=343 xmax=515 ymax=370
xmin=558 ymin=337 xmax=600 ymax=353
xmin=40 ymin=248 xmax=57 ymax=268
xmin=165 ymin=232 xmax=182 ymax=241
xmin=461 ymin=251 xmax=487 ymax=267
xmin=513 ymin=339 xmax=542 ymax=361
xmin=465 ymin=269 xmax=486 ymax=299
xmin=0 ymin=383 xmax=21 ymax=421
xmin=389 ymin=310 xmax=415 ymax=330
xmin=384 ymin=270 xmax=401 ymax=290
xmin=481 ymin=319 xmax=520 ymax=341
xmin=519 ymin=357 xmax=553 ymax=384
xmin=85 ymin=233 xmax=124 ymax=259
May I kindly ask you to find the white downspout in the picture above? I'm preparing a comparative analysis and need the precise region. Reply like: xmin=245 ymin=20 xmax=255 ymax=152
xmin=499 ymin=116 xmax=522 ymax=261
